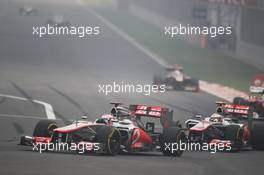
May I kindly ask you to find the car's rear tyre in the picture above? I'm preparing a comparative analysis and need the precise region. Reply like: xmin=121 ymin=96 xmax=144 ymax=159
xmin=251 ymin=121 xmax=264 ymax=150
xmin=224 ymin=125 xmax=243 ymax=151
xmin=170 ymin=120 xmax=182 ymax=128
xmin=184 ymin=79 xmax=200 ymax=92
xmin=96 ymin=126 xmax=121 ymax=155
xmin=153 ymin=75 xmax=164 ymax=86
xmin=161 ymin=127 xmax=186 ymax=157
xmin=33 ymin=120 xmax=58 ymax=137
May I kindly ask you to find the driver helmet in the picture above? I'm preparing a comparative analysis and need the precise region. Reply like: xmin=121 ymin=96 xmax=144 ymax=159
xmin=111 ymin=106 xmax=130 ymax=119
xmin=209 ymin=113 xmax=223 ymax=123
xmin=95 ymin=114 xmax=115 ymax=124
xmin=102 ymin=114 xmax=115 ymax=123
xmin=249 ymin=95 xmax=258 ymax=102
xmin=216 ymin=107 xmax=225 ymax=115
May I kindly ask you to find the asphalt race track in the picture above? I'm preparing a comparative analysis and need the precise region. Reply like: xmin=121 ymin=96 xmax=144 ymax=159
xmin=0 ymin=0 xmax=263 ymax=175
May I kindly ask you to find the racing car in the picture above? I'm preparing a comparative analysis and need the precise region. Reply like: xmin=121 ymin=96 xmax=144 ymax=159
xmin=233 ymin=95 xmax=264 ymax=119
xmin=46 ymin=15 xmax=70 ymax=27
xmin=185 ymin=102 xmax=264 ymax=151
xmin=94 ymin=103 xmax=186 ymax=156
xmin=153 ymin=65 xmax=199 ymax=92
xmin=19 ymin=103 xmax=186 ymax=156
xmin=19 ymin=5 xmax=38 ymax=16
xmin=233 ymin=75 xmax=264 ymax=118
xmin=249 ymin=74 xmax=264 ymax=94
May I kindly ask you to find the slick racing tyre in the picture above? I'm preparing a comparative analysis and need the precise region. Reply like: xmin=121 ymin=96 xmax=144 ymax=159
xmin=33 ymin=120 xmax=58 ymax=137
xmin=153 ymin=75 xmax=165 ymax=86
xmin=97 ymin=126 xmax=121 ymax=155
xmin=184 ymin=79 xmax=200 ymax=92
xmin=161 ymin=127 xmax=186 ymax=157
xmin=224 ymin=125 xmax=243 ymax=151
xmin=171 ymin=120 xmax=182 ymax=128
xmin=251 ymin=121 xmax=264 ymax=150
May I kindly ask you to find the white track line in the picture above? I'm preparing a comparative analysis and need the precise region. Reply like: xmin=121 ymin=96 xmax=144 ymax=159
xmin=77 ymin=0 xmax=169 ymax=68
xmin=0 ymin=93 xmax=56 ymax=120
xmin=0 ymin=114 xmax=51 ymax=120
xmin=76 ymin=0 xmax=248 ymax=102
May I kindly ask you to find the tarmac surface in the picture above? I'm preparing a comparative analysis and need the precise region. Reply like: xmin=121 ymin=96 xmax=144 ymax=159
xmin=0 ymin=0 xmax=263 ymax=175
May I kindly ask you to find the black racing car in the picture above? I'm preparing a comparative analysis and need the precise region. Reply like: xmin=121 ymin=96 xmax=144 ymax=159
xmin=19 ymin=5 xmax=38 ymax=16
xmin=153 ymin=65 xmax=199 ymax=92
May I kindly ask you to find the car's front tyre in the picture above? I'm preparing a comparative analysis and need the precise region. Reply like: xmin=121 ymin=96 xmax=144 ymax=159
xmin=96 ymin=126 xmax=121 ymax=155
xmin=33 ymin=120 xmax=58 ymax=137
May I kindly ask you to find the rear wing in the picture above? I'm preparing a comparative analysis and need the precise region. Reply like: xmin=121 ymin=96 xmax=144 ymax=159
xmin=216 ymin=102 xmax=257 ymax=130
xmin=223 ymin=104 xmax=250 ymax=115
xmin=215 ymin=101 xmax=250 ymax=116
xmin=129 ymin=104 xmax=174 ymax=128
xmin=129 ymin=105 xmax=168 ymax=118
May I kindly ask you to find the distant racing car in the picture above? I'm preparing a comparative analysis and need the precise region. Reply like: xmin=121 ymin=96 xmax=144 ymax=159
xmin=153 ymin=65 xmax=199 ymax=92
xmin=233 ymin=95 xmax=264 ymax=119
xmin=233 ymin=75 xmax=264 ymax=118
xmin=19 ymin=5 xmax=38 ymax=16
xmin=249 ymin=74 xmax=264 ymax=94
